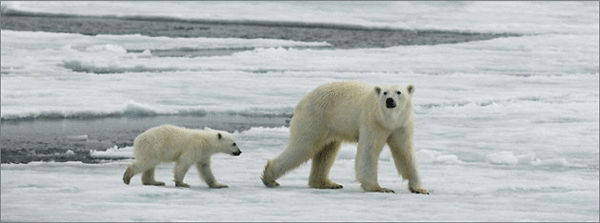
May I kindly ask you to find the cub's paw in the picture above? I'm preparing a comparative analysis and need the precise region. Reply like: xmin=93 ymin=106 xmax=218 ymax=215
xmin=123 ymin=177 xmax=131 ymax=185
xmin=374 ymin=187 xmax=395 ymax=193
xmin=409 ymin=187 xmax=430 ymax=195
xmin=326 ymin=183 xmax=344 ymax=189
xmin=309 ymin=181 xmax=343 ymax=189
xmin=362 ymin=185 xmax=395 ymax=193
xmin=123 ymin=168 xmax=133 ymax=185
xmin=175 ymin=182 xmax=190 ymax=188
xmin=209 ymin=183 xmax=229 ymax=189
xmin=262 ymin=178 xmax=280 ymax=188
xmin=143 ymin=181 xmax=166 ymax=186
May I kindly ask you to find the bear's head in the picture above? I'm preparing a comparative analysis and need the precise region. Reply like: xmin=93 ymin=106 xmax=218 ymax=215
xmin=215 ymin=131 xmax=242 ymax=156
xmin=373 ymin=84 xmax=415 ymax=127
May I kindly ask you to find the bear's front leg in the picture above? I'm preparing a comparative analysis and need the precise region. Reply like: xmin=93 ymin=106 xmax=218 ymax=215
xmin=388 ymin=127 xmax=429 ymax=195
xmin=355 ymin=131 xmax=394 ymax=193
xmin=196 ymin=162 xmax=228 ymax=189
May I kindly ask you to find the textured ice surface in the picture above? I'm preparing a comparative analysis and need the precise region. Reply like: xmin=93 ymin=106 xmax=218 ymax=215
xmin=1 ymin=1 xmax=598 ymax=221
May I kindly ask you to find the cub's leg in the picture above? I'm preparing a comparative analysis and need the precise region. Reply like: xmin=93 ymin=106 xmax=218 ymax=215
xmin=196 ymin=162 xmax=228 ymax=188
xmin=173 ymin=161 xmax=192 ymax=188
xmin=123 ymin=160 xmax=163 ymax=186
xmin=387 ymin=127 xmax=429 ymax=195
xmin=142 ymin=168 xmax=165 ymax=186
xmin=308 ymin=141 xmax=343 ymax=189
xmin=123 ymin=164 xmax=136 ymax=185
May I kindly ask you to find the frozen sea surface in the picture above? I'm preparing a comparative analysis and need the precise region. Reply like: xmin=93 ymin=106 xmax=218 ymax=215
xmin=2 ymin=127 xmax=598 ymax=221
xmin=1 ymin=1 xmax=599 ymax=221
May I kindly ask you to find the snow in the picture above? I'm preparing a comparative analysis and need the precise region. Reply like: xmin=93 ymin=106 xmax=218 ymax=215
xmin=3 ymin=127 xmax=599 ymax=221
xmin=90 ymin=146 xmax=133 ymax=159
xmin=1 ymin=1 xmax=598 ymax=221
xmin=3 ymin=1 xmax=598 ymax=34
xmin=2 ymin=31 xmax=598 ymax=119
xmin=3 ymin=144 xmax=598 ymax=221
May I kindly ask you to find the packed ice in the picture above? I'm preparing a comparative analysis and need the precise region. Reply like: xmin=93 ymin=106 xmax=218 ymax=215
xmin=1 ymin=1 xmax=598 ymax=221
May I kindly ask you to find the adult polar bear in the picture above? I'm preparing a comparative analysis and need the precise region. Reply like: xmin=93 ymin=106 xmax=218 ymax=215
xmin=262 ymin=81 xmax=429 ymax=194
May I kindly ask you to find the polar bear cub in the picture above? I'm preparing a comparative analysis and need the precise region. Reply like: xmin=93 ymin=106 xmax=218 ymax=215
xmin=261 ymin=80 xmax=428 ymax=194
xmin=123 ymin=124 xmax=241 ymax=188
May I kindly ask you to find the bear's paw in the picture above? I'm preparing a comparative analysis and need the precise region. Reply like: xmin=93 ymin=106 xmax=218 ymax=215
xmin=175 ymin=182 xmax=190 ymax=188
xmin=409 ymin=187 xmax=429 ymax=195
xmin=209 ymin=183 xmax=229 ymax=189
xmin=308 ymin=181 xmax=343 ymax=189
xmin=362 ymin=185 xmax=395 ymax=193
xmin=143 ymin=181 xmax=166 ymax=186
xmin=373 ymin=187 xmax=395 ymax=193
xmin=262 ymin=179 xmax=280 ymax=188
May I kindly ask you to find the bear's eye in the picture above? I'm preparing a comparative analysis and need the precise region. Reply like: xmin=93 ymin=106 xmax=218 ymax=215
xmin=232 ymin=143 xmax=236 ymax=147
xmin=396 ymin=91 xmax=401 ymax=95
xmin=383 ymin=91 xmax=388 ymax=96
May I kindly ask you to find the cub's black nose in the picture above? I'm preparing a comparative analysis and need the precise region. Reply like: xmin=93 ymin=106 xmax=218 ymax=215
xmin=385 ymin=98 xmax=396 ymax=108
xmin=232 ymin=150 xmax=242 ymax=156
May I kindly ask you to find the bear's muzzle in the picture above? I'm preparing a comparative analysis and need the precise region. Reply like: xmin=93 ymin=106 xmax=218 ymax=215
xmin=385 ymin=98 xmax=396 ymax=109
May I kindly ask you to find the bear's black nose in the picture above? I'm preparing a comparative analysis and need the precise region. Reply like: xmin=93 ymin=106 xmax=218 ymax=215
xmin=232 ymin=150 xmax=242 ymax=156
xmin=385 ymin=98 xmax=396 ymax=108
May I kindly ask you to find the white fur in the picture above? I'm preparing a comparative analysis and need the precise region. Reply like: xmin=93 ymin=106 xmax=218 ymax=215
xmin=123 ymin=124 xmax=241 ymax=188
xmin=262 ymin=81 xmax=428 ymax=194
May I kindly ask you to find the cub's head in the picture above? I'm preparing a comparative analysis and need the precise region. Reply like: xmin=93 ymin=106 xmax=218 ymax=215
xmin=374 ymin=84 xmax=414 ymax=112
xmin=214 ymin=131 xmax=242 ymax=156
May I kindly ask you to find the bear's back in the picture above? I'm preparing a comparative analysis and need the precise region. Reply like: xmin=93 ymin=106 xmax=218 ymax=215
xmin=298 ymin=81 xmax=371 ymax=111
xmin=133 ymin=125 xmax=207 ymax=161
xmin=291 ymin=81 xmax=375 ymax=140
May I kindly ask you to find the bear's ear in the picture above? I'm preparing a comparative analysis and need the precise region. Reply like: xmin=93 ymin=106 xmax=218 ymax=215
xmin=217 ymin=133 xmax=222 ymax=139
xmin=374 ymin=86 xmax=381 ymax=95
xmin=407 ymin=85 xmax=415 ymax=95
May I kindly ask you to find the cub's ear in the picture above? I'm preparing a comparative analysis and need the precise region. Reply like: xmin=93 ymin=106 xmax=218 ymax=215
xmin=407 ymin=85 xmax=415 ymax=95
xmin=217 ymin=133 xmax=222 ymax=139
xmin=374 ymin=86 xmax=381 ymax=95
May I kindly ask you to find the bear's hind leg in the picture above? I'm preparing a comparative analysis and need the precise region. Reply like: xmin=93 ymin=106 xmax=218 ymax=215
xmin=262 ymin=138 xmax=314 ymax=188
xmin=308 ymin=141 xmax=343 ymax=189
xmin=142 ymin=168 xmax=165 ymax=186
xmin=261 ymin=160 xmax=280 ymax=187
xmin=173 ymin=161 xmax=192 ymax=188
xmin=123 ymin=166 xmax=134 ymax=185
xmin=124 ymin=161 xmax=158 ymax=185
